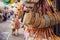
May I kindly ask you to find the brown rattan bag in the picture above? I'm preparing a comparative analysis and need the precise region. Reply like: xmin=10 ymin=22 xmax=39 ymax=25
xmin=55 ymin=12 xmax=60 ymax=24
xmin=23 ymin=12 xmax=32 ymax=25
xmin=47 ymin=10 xmax=55 ymax=26
xmin=33 ymin=13 xmax=41 ymax=27
xmin=53 ymin=13 xmax=58 ymax=25
xmin=38 ymin=16 xmax=46 ymax=28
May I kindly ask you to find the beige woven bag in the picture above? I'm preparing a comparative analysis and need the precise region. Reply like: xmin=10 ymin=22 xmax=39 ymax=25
xmin=53 ymin=13 xmax=58 ymax=25
xmin=38 ymin=16 xmax=46 ymax=28
xmin=24 ymin=2 xmax=35 ymax=8
xmin=23 ymin=13 xmax=32 ymax=25
xmin=29 ymin=12 xmax=35 ymax=25
xmin=47 ymin=11 xmax=55 ymax=26
xmin=33 ymin=13 xmax=41 ymax=27
xmin=43 ymin=14 xmax=50 ymax=27
xmin=55 ymin=12 xmax=60 ymax=24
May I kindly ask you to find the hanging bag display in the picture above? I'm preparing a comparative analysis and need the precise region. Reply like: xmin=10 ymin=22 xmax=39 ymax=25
xmin=23 ymin=0 xmax=60 ymax=40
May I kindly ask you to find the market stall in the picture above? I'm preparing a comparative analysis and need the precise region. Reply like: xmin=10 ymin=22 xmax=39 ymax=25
xmin=23 ymin=0 xmax=60 ymax=40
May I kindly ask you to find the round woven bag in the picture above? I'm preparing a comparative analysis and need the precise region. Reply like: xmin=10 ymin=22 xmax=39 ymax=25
xmin=17 ymin=11 xmax=23 ymax=19
xmin=23 ymin=12 xmax=32 ymax=25
xmin=47 ymin=11 xmax=55 ymax=26
xmin=43 ymin=14 xmax=50 ymax=27
xmin=38 ymin=16 xmax=46 ymax=28
xmin=24 ymin=2 xmax=34 ymax=8
xmin=53 ymin=13 xmax=58 ymax=25
xmin=55 ymin=12 xmax=60 ymax=24
xmin=33 ymin=13 xmax=41 ymax=27
xmin=29 ymin=12 xmax=35 ymax=25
